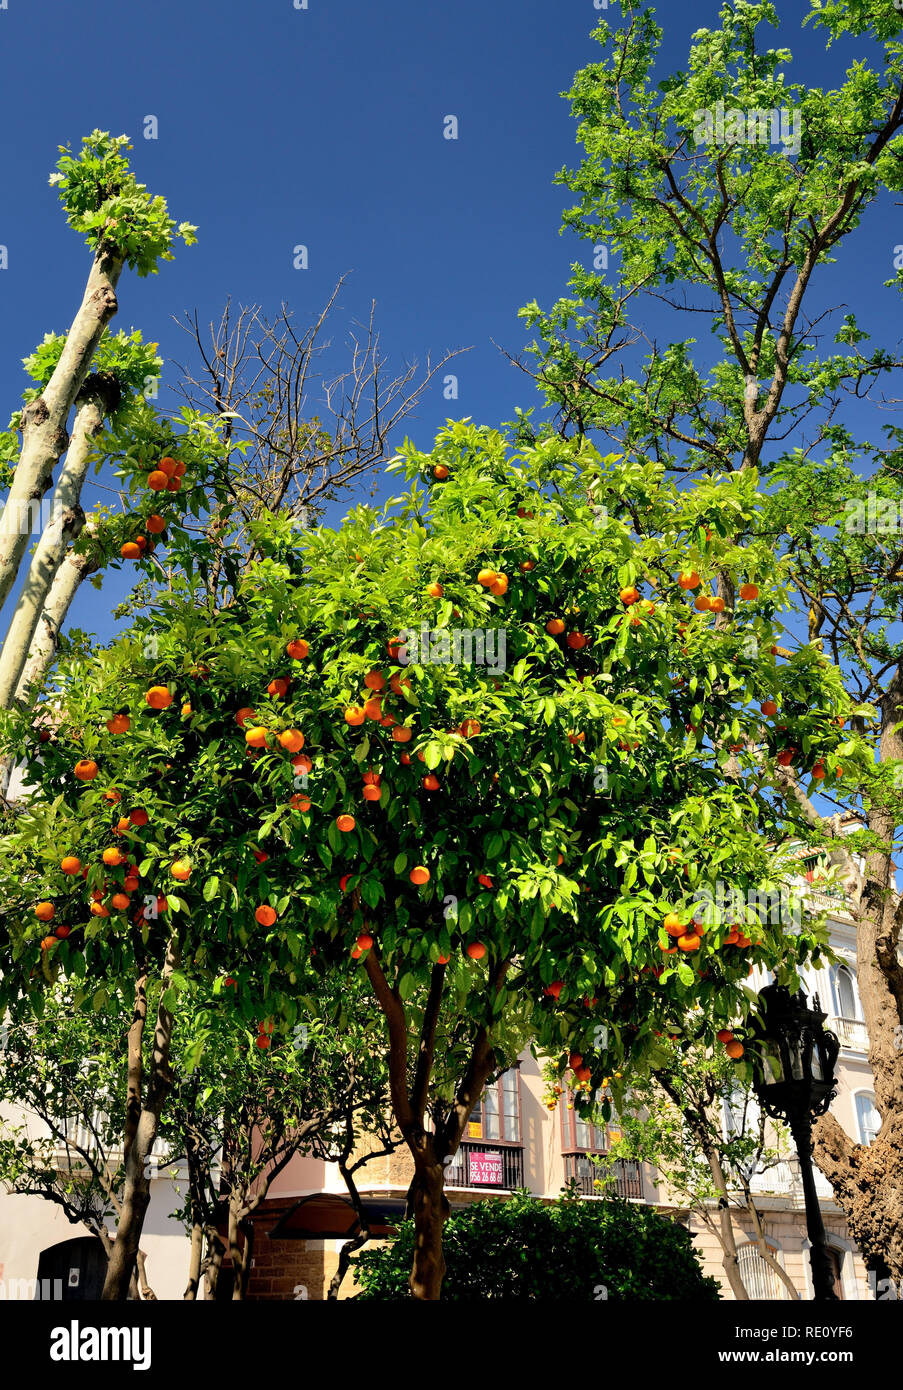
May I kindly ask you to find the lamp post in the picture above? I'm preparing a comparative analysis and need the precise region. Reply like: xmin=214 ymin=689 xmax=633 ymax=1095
xmin=750 ymin=983 xmax=841 ymax=1302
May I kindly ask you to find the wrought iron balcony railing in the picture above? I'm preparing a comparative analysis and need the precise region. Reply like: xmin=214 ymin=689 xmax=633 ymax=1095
xmin=444 ymin=1140 xmax=524 ymax=1191
xmin=563 ymin=1152 xmax=643 ymax=1200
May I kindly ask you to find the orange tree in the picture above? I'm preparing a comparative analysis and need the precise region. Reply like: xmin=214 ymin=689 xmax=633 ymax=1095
xmin=0 ymin=421 xmax=847 ymax=1298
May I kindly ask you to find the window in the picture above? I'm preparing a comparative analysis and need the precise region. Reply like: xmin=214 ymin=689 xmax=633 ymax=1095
xmin=467 ymin=1068 xmax=521 ymax=1143
xmin=834 ymin=965 xmax=859 ymax=1021
xmin=736 ymin=1242 xmax=790 ymax=1300
xmin=854 ymin=1092 xmax=881 ymax=1146
xmin=560 ymin=1096 xmax=611 ymax=1153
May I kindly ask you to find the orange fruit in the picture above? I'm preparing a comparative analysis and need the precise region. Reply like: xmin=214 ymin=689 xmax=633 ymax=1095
xmin=268 ymin=678 xmax=289 ymax=698
xmin=460 ymin=718 xmax=481 ymax=737
xmin=392 ymin=725 xmax=413 ymax=743
xmin=111 ymin=893 xmax=130 ymax=912
xmin=170 ymin=859 xmax=191 ymax=881
xmin=426 ymin=582 xmax=444 ymax=598
xmin=710 ymin=596 xmax=726 ymax=613
xmin=812 ymin=762 xmax=826 ymax=780
xmin=35 ymin=902 xmax=55 ymax=921
xmin=336 ymin=814 xmax=356 ymax=832
xmin=255 ymin=905 xmax=277 ymax=926
xmin=172 ymin=460 xmax=186 ymax=478
xmin=55 ymin=925 xmax=71 ymax=939
xmin=289 ymin=794 xmax=311 ymax=811
xmin=723 ymin=929 xmax=740 ymax=945
xmin=344 ymin=706 xmax=366 ymax=726
xmin=356 ymin=933 xmax=374 ymax=951
xmin=121 ymin=542 xmax=141 ymax=560
xmin=255 ymin=1035 xmax=271 ymax=1050
xmin=285 ymin=639 xmax=309 ymax=660
xmin=102 ymin=788 xmax=121 ymax=803
xmin=235 ymin=707 xmax=256 ymax=728
xmin=165 ymin=477 xmax=182 ymax=493
xmin=278 ymin=729 xmax=305 ymax=753
xmin=739 ymin=583 xmax=759 ymax=601
xmin=678 ymin=571 xmax=700 ymax=589
xmin=776 ymin=748 xmax=795 ymax=766
xmin=363 ymin=784 xmax=382 ymax=802
xmin=619 ymin=587 xmax=639 ymax=605
xmin=433 ymin=465 xmax=449 ymax=480
xmin=146 ymin=514 xmax=166 ymax=534
xmin=716 ymin=1029 xmax=734 ymax=1043
xmin=291 ymin=754 xmax=313 ymax=774
xmin=694 ymin=595 xmax=711 ymax=611
xmin=390 ymin=673 xmax=412 ymax=695
xmin=466 ymin=941 xmax=486 ymax=960
xmin=363 ymin=670 xmax=385 ymax=691
xmin=516 ymin=506 xmax=534 ymax=519
xmin=477 ymin=569 xmax=497 ymax=587
xmin=90 ymin=903 xmax=109 ymax=918
xmin=245 ymin=726 xmax=269 ymax=748
xmin=181 ymin=703 xmax=192 ymax=718
xmin=362 ymin=770 xmax=381 ymax=786
xmin=157 ymin=456 xmax=177 ymax=477
xmin=761 ymin=700 xmax=778 ymax=717
xmin=145 ymin=686 xmax=173 ymax=710
xmin=574 ymin=1065 xmax=591 ymax=1083
xmin=252 ymin=848 xmax=269 ymax=863
xmin=409 ymin=866 xmax=430 ymax=885
xmin=677 ymin=933 xmax=701 ymax=952
xmin=566 ymin=632 xmax=588 ymax=650
xmin=74 ymin=759 xmax=99 ymax=781
xmin=399 ymin=752 xmax=412 ymax=765
xmin=123 ymin=876 xmax=140 ymax=892
xmin=147 ymin=470 xmax=168 ymax=491
xmin=545 ymin=618 xmax=565 ymax=635
xmin=725 ymin=1039 xmax=744 ymax=1059
xmin=40 ymin=936 xmax=57 ymax=950
xmin=477 ymin=873 xmax=493 ymax=888
xmin=437 ymin=953 xmax=451 ymax=965
xmin=130 ymin=808 xmax=149 ymax=827
xmin=422 ymin=774 xmax=440 ymax=790
xmin=102 ymin=848 xmax=123 ymax=867
xmin=663 ymin=913 xmax=684 ymax=937
xmin=489 ymin=574 xmax=508 ymax=596
xmin=364 ymin=697 xmax=383 ymax=720
xmin=519 ymin=560 xmax=536 ymax=572
xmin=60 ymin=856 xmax=81 ymax=875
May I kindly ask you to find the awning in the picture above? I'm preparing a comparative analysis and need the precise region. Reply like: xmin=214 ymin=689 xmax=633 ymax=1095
xmin=265 ymin=1193 xmax=406 ymax=1240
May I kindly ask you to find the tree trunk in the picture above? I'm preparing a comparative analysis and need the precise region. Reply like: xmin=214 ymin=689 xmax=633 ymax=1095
xmin=204 ymin=1227 xmax=225 ymax=1301
xmin=228 ymin=1199 xmax=253 ymax=1301
xmin=101 ymin=935 xmax=179 ymax=1299
xmin=184 ymin=1222 xmax=204 ymax=1301
xmin=408 ymin=1151 xmax=449 ymax=1301
xmin=702 ymin=1145 xmax=749 ymax=1300
xmin=0 ymin=248 xmax=122 ymax=612
xmin=0 ymin=387 xmax=110 ymax=709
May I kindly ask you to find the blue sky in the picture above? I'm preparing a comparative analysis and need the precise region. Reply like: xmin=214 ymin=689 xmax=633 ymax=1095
xmin=0 ymin=0 xmax=899 ymax=649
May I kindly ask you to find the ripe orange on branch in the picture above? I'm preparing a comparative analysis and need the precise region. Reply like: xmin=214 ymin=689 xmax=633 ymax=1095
xmin=285 ymin=639 xmax=309 ymax=659
xmin=145 ymin=686 xmax=173 ymax=710
xmin=74 ymin=760 xmax=99 ymax=781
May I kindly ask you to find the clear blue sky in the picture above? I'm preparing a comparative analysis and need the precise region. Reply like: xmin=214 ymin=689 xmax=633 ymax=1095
xmin=0 ymin=0 xmax=898 ymax=644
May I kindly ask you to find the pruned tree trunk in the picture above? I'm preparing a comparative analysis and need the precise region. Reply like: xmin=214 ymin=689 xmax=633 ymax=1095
xmin=0 ymin=248 xmax=122 ymax=612
xmin=204 ymin=1226 xmax=225 ymax=1301
xmin=702 ymin=1145 xmax=749 ymax=1300
xmin=0 ymin=380 xmax=114 ymax=709
xmin=101 ymin=934 xmax=179 ymax=1300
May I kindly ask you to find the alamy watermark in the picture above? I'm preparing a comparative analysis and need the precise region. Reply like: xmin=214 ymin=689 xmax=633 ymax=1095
xmin=689 ymin=879 xmax=802 ymax=931
xmin=0 ymin=496 xmax=66 ymax=537
xmin=396 ymin=624 xmax=507 ymax=675
xmin=693 ymin=103 xmax=802 ymax=157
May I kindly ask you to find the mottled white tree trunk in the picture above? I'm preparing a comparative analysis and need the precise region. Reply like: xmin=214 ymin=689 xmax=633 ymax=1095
xmin=0 ymin=384 xmax=110 ymax=708
xmin=0 ymin=246 xmax=122 ymax=614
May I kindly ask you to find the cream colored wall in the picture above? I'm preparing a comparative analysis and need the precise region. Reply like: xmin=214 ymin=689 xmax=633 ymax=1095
xmin=0 ymin=1179 xmax=194 ymax=1300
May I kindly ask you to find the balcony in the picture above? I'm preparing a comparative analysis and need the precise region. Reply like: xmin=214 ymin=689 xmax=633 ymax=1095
xmin=563 ymin=1153 xmax=643 ymax=1200
xmin=749 ymin=1157 xmax=834 ymax=1202
xmin=444 ymin=1140 xmax=524 ymax=1191
xmin=833 ymin=1016 xmax=868 ymax=1053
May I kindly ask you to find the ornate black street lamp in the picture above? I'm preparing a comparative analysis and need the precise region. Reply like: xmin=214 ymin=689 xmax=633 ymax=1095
xmin=749 ymin=983 xmax=841 ymax=1301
